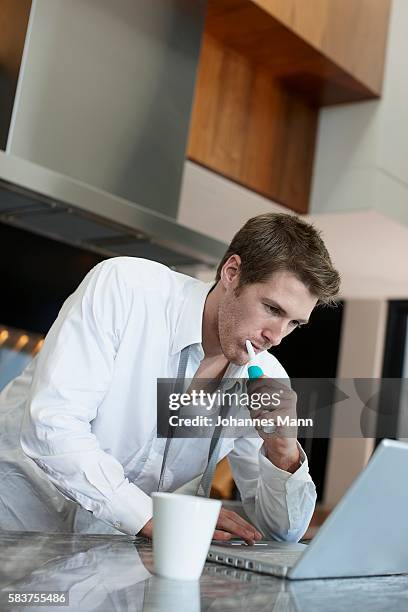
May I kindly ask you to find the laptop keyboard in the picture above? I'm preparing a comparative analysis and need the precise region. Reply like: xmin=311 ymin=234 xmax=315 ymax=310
xmin=232 ymin=549 xmax=303 ymax=566
xmin=208 ymin=545 xmax=303 ymax=569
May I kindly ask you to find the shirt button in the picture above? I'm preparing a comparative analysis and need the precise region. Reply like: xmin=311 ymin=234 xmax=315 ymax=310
xmin=114 ymin=521 xmax=121 ymax=529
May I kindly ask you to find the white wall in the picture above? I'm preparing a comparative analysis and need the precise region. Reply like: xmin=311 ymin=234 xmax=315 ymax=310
xmin=178 ymin=160 xmax=287 ymax=245
xmin=323 ymin=300 xmax=388 ymax=506
xmin=310 ymin=0 xmax=408 ymax=228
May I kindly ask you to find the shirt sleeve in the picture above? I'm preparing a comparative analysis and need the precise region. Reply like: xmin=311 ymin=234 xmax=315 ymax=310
xmin=227 ymin=352 xmax=317 ymax=541
xmin=20 ymin=260 xmax=153 ymax=536
xmin=227 ymin=436 xmax=316 ymax=542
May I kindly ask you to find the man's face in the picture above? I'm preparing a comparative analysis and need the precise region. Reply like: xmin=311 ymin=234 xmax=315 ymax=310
xmin=218 ymin=265 xmax=318 ymax=366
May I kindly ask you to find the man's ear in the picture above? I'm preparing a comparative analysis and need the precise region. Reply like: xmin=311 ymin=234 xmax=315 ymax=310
xmin=220 ymin=254 xmax=241 ymax=288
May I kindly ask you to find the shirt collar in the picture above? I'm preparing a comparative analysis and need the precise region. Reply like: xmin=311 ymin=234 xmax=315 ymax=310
xmin=169 ymin=278 xmax=249 ymax=382
xmin=170 ymin=279 xmax=214 ymax=356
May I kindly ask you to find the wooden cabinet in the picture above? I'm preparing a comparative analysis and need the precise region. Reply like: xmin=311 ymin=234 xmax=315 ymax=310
xmin=0 ymin=0 xmax=31 ymax=149
xmin=188 ymin=0 xmax=391 ymax=213
xmin=255 ymin=0 xmax=391 ymax=95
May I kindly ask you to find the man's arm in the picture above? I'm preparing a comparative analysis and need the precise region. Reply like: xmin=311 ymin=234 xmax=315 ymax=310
xmin=227 ymin=435 xmax=316 ymax=542
xmin=226 ymin=357 xmax=316 ymax=542
xmin=20 ymin=261 xmax=153 ymax=536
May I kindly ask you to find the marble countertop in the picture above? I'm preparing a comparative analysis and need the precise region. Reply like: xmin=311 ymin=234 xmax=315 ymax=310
xmin=0 ymin=532 xmax=408 ymax=611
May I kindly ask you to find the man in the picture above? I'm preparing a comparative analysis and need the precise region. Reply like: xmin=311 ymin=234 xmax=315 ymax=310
xmin=0 ymin=213 xmax=340 ymax=542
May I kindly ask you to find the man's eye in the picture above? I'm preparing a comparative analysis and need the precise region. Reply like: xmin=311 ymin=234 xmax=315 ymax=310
xmin=265 ymin=305 xmax=280 ymax=315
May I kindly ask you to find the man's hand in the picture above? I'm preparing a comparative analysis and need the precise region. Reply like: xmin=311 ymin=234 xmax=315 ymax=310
xmin=248 ymin=377 xmax=301 ymax=473
xmin=214 ymin=508 xmax=262 ymax=545
xmin=138 ymin=510 xmax=262 ymax=545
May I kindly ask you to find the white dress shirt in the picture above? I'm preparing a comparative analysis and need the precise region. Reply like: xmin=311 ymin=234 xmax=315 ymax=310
xmin=0 ymin=257 xmax=316 ymax=540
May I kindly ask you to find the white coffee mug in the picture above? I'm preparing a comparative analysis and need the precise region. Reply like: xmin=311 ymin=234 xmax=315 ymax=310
xmin=152 ymin=492 xmax=222 ymax=581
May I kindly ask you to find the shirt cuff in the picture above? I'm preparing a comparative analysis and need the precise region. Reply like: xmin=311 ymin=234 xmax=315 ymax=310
xmin=97 ymin=479 xmax=153 ymax=536
xmin=258 ymin=441 xmax=311 ymax=491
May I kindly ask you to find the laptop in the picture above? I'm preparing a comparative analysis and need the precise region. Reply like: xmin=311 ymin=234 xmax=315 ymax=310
xmin=208 ymin=439 xmax=408 ymax=579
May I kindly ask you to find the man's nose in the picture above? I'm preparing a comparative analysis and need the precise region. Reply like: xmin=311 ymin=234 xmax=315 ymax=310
xmin=262 ymin=321 xmax=286 ymax=347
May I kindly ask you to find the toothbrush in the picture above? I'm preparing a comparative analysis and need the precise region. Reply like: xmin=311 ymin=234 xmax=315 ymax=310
xmin=246 ymin=340 xmax=276 ymax=433
xmin=246 ymin=340 xmax=264 ymax=379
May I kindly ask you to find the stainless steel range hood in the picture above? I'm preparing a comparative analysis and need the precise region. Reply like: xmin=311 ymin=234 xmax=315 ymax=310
xmin=0 ymin=0 xmax=226 ymax=269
